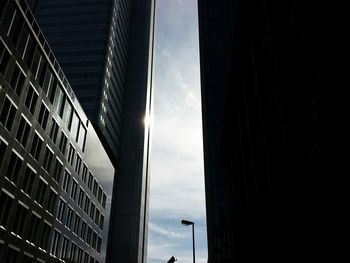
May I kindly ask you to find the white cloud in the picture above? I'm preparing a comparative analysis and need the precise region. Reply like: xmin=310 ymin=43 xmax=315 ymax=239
xmin=149 ymin=223 xmax=187 ymax=239
xmin=161 ymin=48 xmax=171 ymax=58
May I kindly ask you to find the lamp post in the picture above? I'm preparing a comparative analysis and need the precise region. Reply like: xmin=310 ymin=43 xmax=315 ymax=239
xmin=181 ymin=219 xmax=195 ymax=263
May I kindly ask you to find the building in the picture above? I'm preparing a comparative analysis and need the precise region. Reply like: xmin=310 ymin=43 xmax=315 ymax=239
xmin=25 ymin=0 xmax=156 ymax=262
xmin=198 ymin=1 xmax=346 ymax=262
xmin=0 ymin=0 xmax=114 ymax=262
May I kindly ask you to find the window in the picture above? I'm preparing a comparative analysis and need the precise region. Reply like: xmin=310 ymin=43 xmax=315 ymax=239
xmin=5 ymin=246 xmax=19 ymax=263
xmin=24 ymin=84 xmax=38 ymax=114
xmin=17 ymin=24 xmax=29 ymax=58
xmin=23 ymin=36 xmax=36 ymax=69
xmin=10 ymin=63 xmax=25 ymax=96
xmin=70 ymin=111 xmax=79 ymax=140
xmin=90 ymin=203 xmax=96 ymax=220
xmin=49 ymin=118 xmax=59 ymax=143
xmin=70 ymin=243 xmax=77 ymax=262
xmin=21 ymin=166 xmax=36 ymax=196
xmin=38 ymin=102 xmax=49 ymax=130
xmin=98 ymin=187 xmax=103 ymax=203
xmin=12 ymin=202 xmax=28 ymax=237
xmin=53 ymin=159 xmax=63 ymax=183
xmin=67 ymin=143 xmax=75 ymax=166
xmin=16 ymin=116 xmax=31 ymax=148
xmin=0 ymin=138 xmax=7 ymax=167
xmin=36 ymin=55 xmax=47 ymax=86
xmin=62 ymin=170 xmax=71 ymax=193
xmin=80 ymin=221 xmax=87 ymax=240
xmin=82 ymin=164 xmax=88 ymax=182
xmin=84 ymin=252 xmax=90 ymax=263
xmin=0 ymin=96 xmax=17 ymax=131
xmin=93 ymin=180 xmax=98 ymax=197
xmin=31 ymin=48 xmax=41 ymax=78
xmin=26 ymin=213 xmax=40 ymax=244
xmin=61 ymin=236 xmax=69 ymax=260
xmin=71 ymin=179 xmax=78 ymax=201
xmin=78 ymin=187 xmax=84 ymax=208
xmin=35 ymin=178 xmax=47 ymax=207
xmin=30 ymin=132 xmax=43 ymax=161
xmin=0 ymin=39 xmax=11 ymax=75
xmin=77 ymin=247 xmax=83 ymax=263
xmin=99 ymin=214 xmax=104 ymax=230
xmin=66 ymin=207 xmax=74 ymax=229
xmin=92 ymin=231 xmax=97 ymax=249
xmin=5 ymin=150 xmax=23 ymax=185
xmin=8 ymin=8 xmax=24 ymax=46
xmin=43 ymin=146 xmax=54 ymax=172
xmin=84 ymin=196 xmax=90 ymax=214
xmin=23 ymin=254 xmax=34 ymax=263
xmin=1 ymin=1 xmax=15 ymax=34
xmin=62 ymin=97 xmax=73 ymax=127
xmin=75 ymin=154 xmax=82 ymax=174
xmin=40 ymin=222 xmax=51 ymax=251
xmin=102 ymin=193 xmax=107 ymax=208
xmin=41 ymin=64 xmax=53 ymax=94
xmin=50 ymin=230 xmax=61 ymax=257
xmin=95 ymin=209 xmax=100 ymax=225
xmin=73 ymin=214 xmax=81 ymax=235
xmin=97 ymin=236 xmax=102 ymax=253
xmin=57 ymin=198 xmax=66 ymax=222
xmin=52 ymin=83 xmax=64 ymax=115
xmin=77 ymin=123 xmax=87 ymax=150
xmin=88 ymin=172 xmax=93 ymax=189
xmin=86 ymin=226 xmax=92 ymax=245
xmin=0 ymin=190 xmax=13 ymax=228
xmin=59 ymin=131 xmax=68 ymax=154
xmin=47 ymin=188 xmax=57 ymax=215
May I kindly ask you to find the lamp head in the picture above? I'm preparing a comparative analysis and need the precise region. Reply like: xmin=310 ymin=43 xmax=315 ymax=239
xmin=181 ymin=219 xmax=194 ymax=226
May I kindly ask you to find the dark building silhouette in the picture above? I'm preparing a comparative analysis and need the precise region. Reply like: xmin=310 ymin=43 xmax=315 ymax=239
xmin=0 ymin=0 xmax=114 ymax=262
xmin=25 ymin=0 xmax=156 ymax=262
xmin=198 ymin=1 xmax=348 ymax=262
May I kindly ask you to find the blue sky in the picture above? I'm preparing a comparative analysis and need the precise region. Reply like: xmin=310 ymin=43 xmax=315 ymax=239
xmin=148 ymin=0 xmax=208 ymax=262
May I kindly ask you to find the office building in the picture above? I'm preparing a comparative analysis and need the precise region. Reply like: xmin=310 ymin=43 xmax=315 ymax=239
xmin=25 ymin=0 xmax=156 ymax=262
xmin=0 ymin=0 xmax=114 ymax=262
xmin=198 ymin=1 xmax=344 ymax=262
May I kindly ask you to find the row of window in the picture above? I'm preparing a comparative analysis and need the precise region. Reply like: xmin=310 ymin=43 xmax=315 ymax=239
xmin=0 ymin=138 xmax=105 ymax=232
xmin=0 ymin=141 xmax=57 ymax=213
xmin=0 ymin=190 xmax=101 ymax=262
xmin=67 ymin=141 xmax=107 ymax=209
xmin=57 ymin=192 xmax=104 ymax=234
xmin=0 ymin=189 xmax=52 ymax=251
xmin=50 ymin=231 xmax=100 ymax=263
xmin=0 ymin=242 xmax=46 ymax=263
xmin=56 ymin=198 xmax=102 ymax=252
xmin=0 ymin=239 xmax=100 ymax=263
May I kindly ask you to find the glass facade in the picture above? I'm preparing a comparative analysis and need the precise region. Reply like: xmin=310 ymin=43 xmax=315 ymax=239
xmin=198 ymin=1 xmax=235 ymax=262
xmin=0 ymin=1 xmax=114 ymax=262
xmin=198 ymin=0 xmax=337 ymax=262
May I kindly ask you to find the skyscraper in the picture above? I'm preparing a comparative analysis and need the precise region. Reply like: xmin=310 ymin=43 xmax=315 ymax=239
xmin=198 ymin=1 xmax=344 ymax=262
xmin=0 ymin=0 xmax=114 ymax=262
xmin=25 ymin=0 xmax=156 ymax=262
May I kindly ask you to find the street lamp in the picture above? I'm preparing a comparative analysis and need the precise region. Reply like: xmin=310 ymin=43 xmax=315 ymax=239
xmin=181 ymin=219 xmax=195 ymax=263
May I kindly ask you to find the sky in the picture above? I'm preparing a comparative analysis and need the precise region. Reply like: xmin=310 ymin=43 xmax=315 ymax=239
xmin=148 ymin=0 xmax=208 ymax=262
